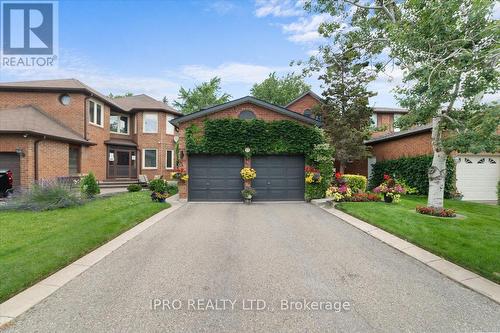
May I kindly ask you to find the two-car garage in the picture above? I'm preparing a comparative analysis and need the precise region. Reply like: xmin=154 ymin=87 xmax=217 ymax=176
xmin=188 ymin=154 xmax=305 ymax=202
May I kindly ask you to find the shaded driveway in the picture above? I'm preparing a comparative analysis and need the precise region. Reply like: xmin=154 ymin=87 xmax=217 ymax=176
xmin=3 ymin=203 xmax=500 ymax=332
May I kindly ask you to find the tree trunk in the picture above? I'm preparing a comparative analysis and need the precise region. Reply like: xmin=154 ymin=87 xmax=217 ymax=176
xmin=427 ymin=116 xmax=447 ymax=209
xmin=339 ymin=162 xmax=346 ymax=174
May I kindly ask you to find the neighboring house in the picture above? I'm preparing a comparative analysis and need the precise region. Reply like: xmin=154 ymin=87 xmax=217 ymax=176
xmin=170 ymin=96 xmax=319 ymax=201
xmin=0 ymin=79 xmax=181 ymax=188
xmin=287 ymin=91 xmax=499 ymax=202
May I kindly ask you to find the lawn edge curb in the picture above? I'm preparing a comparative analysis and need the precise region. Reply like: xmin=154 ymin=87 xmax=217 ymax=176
xmin=0 ymin=196 xmax=185 ymax=327
xmin=313 ymin=202 xmax=500 ymax=305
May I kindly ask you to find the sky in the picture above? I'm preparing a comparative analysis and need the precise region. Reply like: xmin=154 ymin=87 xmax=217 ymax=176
xmin=0 ymin=0 xmax=497 ymax=107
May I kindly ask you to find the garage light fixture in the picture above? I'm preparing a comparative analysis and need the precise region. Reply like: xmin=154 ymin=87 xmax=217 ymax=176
xmin=16 ymin=148 xmax=25 ymax=157
xmin=244 ymin=147 xmax=251 ymax=153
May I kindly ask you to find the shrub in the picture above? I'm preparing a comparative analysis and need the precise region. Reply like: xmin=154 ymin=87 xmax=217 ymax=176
xmin=344 ymin=174 xmax=367 ymax=193
xmin=369 ymin=155 xmax=455 ymax=198
xmin=80 ymin=172 xmax=100 ymax=199
xmin=348 ymin=192 xmax=381 ymax=202
xmin=416 ymin=205 xmax=456 ymax=218
xmin=148 ymin=179 xmax=167 ymax=193
xmin=7 ymin=179 xmax=82 ymax=211
xmin=127 ymin=184 xmax=142 ymax=192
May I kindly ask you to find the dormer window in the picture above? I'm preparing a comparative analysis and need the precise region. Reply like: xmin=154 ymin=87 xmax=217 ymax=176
xmin=88 ymin=100 xmax=103 ymax=127
xmin=303 ymin=109 xmax=312 ymax=118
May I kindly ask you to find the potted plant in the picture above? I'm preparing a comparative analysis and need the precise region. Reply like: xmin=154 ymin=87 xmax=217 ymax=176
xmin=148 ymin=179 xmax=168 ymax=202
xmin=240 ymin=167 xmax=256 ymax=180
xmin=171 ymin=167 xmax=189 ymax=182
xmin=305 ymin=165 xmax=322 ymax=184
xmin=241 ymin=187 xmax=256 ymax=204
xmin=373 ymin=174 xmax=406 ymax=203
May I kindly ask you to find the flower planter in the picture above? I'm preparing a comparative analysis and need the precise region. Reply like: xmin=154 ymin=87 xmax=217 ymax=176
xmin=244 ymin=197 xmax=252 ymax=204
xmin=383 ymin=194 xmax=393 ymax=203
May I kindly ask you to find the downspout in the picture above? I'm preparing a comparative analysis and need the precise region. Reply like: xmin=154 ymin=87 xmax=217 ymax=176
xmin=83 ymin=96 xmax=91 ymax=140
xmin=34 ymin=136 xmax=46 ymax=182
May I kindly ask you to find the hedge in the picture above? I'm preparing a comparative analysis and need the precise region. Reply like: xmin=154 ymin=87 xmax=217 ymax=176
xmin=368 ymin=155 xmax=455 ymax=198
xmin=186 ymin=119 xmax=324 ymax=157
xmin=344 ymin=174 xmax=367 ymax=193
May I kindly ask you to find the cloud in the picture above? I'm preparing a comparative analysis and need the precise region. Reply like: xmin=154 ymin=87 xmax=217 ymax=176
xmin=281 ymin=14 xmax=330 ymax=43
xmin=0 ymin=49 xmax=179 ymax=100
xmin=207 ymin=1 xmax=236 ymax=15
xmin=254 ymin=0 xmax=304 ymax=18
xmin=179 ymin=62 xmax=288 ymax=84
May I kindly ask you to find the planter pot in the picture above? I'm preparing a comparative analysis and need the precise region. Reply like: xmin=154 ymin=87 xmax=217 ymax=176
xmin=383 ymin=194 xmax=393 ymax=203
xmin=244 ymin=196 xmax=252 ymax=204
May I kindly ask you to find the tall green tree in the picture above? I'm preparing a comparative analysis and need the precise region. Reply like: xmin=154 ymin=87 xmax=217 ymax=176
xmin=305 ymin=0 xmax=499 ymax=209
xmin=174 ymin=77 xmax=231 ymax=114
xmin=317 ymin=48 xmax=376 ymax=173
xmin=251 ymin=72 xmax=311 ymax=106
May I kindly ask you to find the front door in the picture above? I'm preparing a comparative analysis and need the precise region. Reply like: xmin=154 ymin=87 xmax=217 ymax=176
xmin=108 ymin=148 xmax=137 ymax=179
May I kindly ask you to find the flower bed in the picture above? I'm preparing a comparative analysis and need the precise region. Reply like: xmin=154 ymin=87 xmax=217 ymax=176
xmin=416 ymin=205 xmax=457 ymax=217
xmin=373 ymin=174 xmax=406 ymax=203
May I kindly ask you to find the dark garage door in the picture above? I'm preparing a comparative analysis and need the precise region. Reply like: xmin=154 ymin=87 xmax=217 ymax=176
xmin=0 ymin=153 xmax=20 ymax=187
xmin=188 ymin=155 xmax=244 ymax=201
xmin=252 ymin=155 xmax=305 ymax=201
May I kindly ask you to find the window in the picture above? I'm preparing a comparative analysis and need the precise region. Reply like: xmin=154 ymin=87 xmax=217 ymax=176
xmin=239 ymin=110 xmax=256 ymax=120
xmin=143 ymin=113 xmax=158 ymax=133
xmin=88 ymin=100 xmax=103 ymax=127
xmin=142 ymin=149 xmax=157 ymax=169
xmin=370 ymin=114 xmax=378 ymax=128
xmin=59 ymin=94 xmax=71 ymax=106
xmin=110 ymin=114 xmax=129 ymax=134
xmin=165 ymin=150 xmax=174 ymax=169
xmin=393 ymin=114 xmax=401 ymax=132
xmin=68 ymin=146 xmax=80 ymax=175
xmin=133 ymin=116 xmax=137 ymax=134
xmin=303 ymin=109 xmax=312 ymax=118
xmin=166 ymin=115 xmax=175 ymax=135
xmin=489 ymin=158 xmax=497 ymax=164
xmin=477 ymin=158 xmax=485 ymax=164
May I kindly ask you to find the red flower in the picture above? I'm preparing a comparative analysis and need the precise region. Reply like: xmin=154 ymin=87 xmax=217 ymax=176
xmin=335 ymin=172 xmax=342 ymax=179
xmin=383 ymin=174 xmax=391 ymax=181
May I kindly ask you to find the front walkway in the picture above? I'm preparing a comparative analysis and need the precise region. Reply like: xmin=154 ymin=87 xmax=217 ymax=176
xmin=3 ymin=203 xmax=499 ymax=332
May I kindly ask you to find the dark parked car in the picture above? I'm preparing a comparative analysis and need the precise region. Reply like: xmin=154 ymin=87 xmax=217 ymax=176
xmin=0 ymin=169 xmax=14 ymax=197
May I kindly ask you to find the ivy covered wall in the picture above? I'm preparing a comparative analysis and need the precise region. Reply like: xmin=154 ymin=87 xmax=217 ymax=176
xmin=185 ymin=119 xmax=334 ymax=199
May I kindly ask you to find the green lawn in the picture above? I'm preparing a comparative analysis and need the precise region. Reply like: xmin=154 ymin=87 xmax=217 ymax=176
xmin=336 ymin=196 xmax=500 ymax=283
xmin=0 ymin=191 xmax=169 ymax=302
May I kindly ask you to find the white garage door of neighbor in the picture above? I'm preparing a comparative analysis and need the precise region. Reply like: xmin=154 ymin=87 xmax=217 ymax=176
xmin=456 ymin=155 xmax=499 ymax=201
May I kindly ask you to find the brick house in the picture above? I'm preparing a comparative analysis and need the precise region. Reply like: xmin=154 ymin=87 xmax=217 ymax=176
xmin=170 ymin=96 xmax=319 ymax=201
xmin=289 ymin=92 xmax=498 ymax=201
xmin=0 ymin=79 xmax=181 ymax=188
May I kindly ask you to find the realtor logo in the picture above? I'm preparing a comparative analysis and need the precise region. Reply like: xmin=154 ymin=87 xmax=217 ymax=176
xmin=1 ymin=1 xmax=58 ymax=68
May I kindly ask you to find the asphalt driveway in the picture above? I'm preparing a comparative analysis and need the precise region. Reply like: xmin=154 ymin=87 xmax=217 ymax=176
xmin=3 ymin=203 xmax=500 ymax=332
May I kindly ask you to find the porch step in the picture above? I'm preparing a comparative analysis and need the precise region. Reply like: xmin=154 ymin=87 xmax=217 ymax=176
xmin=99 ymin=179 xmax=145 ymax=188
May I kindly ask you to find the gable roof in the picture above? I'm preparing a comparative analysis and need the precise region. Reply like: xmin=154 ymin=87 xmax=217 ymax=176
xmin=0 ymin=105 xmax=94 ymax=145
xmin=284 ymin=90 xmax=323 ymax=108
xmin=365 ymin=124 xmax=432 ymax=144
xmin=0 ymin=79 xmax=180 ymax=114
xmin=170 ymin=96 xmax=321 ymax=126
xmin=112 ymin=94 xmax=181 ymax=115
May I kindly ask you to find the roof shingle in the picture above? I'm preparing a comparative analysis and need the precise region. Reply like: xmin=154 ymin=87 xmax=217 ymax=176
xmin=0 ymin=105 xmax=93 ymax=145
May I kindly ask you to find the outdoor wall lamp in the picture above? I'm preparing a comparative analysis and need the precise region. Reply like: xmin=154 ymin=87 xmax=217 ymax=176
xmin=16 ymin=148 xmax=25 ymax=157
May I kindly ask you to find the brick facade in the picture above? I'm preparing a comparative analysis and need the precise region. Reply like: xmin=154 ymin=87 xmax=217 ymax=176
xmin=176 ymin=102 xmax=311 ymax=199
xmin=342 ymin=132 xmax=433 ymax=177
xmin=286 ymin=94 xmax=320 ymax=115
xmin=0 ymin=89 xmax=178 ymax=187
